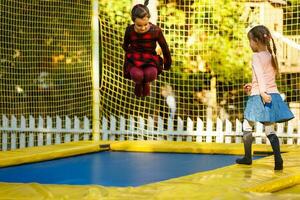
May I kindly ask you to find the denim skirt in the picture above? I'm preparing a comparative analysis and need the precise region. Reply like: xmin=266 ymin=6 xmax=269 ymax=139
xmin=244 ymin=93 xmax=294 ymax=123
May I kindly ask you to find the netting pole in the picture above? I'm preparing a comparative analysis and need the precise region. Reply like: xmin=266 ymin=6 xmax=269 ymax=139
xmin=91 ymin=0 xmax=100 ymax=141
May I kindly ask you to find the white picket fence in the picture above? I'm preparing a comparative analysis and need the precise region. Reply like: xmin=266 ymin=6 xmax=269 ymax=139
xmin=0 ymin=115 xmax=91 ymax=151
xmin=1 ymin=115 xmax=300 ymax=151
xmin=102 ymin=115 xmax=300 ymax=145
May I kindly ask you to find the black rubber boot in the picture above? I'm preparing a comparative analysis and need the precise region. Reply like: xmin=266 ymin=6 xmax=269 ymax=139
xmin=236 ymin=132 xmax=253 ymax=165
xmin=267 ymin=134 xmax=283 ymax=170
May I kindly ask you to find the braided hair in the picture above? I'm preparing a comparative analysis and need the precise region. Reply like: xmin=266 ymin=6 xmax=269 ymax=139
xmin=248 ymin=25 xmax=279 ymax=75
xmin=144 ymin=0 xmax=149 ymax=6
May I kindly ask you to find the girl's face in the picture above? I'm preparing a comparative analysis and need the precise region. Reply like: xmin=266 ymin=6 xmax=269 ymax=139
xmin=134 ymin=16 xmax=150 ymax=33
xmin=248 ymin=37 xmax=259 ymax=52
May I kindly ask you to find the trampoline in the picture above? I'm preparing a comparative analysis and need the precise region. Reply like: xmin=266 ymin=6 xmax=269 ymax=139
xmin=0 ymin=141 xmax=300 ymax=199
xmin=0 ymin=151 xmax=262 ymax=186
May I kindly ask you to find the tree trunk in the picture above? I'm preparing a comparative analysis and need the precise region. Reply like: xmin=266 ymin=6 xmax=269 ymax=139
xmin=207 ymin=76 xmax=217 ymax=120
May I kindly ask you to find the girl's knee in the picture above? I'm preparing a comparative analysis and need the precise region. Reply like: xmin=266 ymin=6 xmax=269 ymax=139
xmin=264 ymin=124 xmax=275 ymax=136
xmin=130 ymin=67 xmax=144 ymax=83
xmin=144 ymin=67 xmax=157 ymax=82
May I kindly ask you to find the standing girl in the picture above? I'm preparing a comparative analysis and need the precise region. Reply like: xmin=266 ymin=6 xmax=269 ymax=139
xmin=236 ymin=25 xmax=294 ymax=170
xmin=122 ymin=0 xmax=172 ymax=97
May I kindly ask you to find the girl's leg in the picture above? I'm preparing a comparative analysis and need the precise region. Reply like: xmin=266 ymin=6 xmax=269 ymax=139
xmin=142 ymin=66 xmax=157 ymax=96
xmin=130 ymin=67 xmax=144 ymax=97
xmin=143 ymin=83 xmax=151 ymax=96
xmin=265 ymin=124 xmax=283 ymax=170
xmin=236 ymin=120 xmax=254 ymax=165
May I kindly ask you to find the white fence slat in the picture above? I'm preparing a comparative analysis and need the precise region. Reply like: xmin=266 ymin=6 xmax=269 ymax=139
xmin=129 ymin=116 xmax=135 ymax=141
xmin=2 ymin=115 xmax=8 ymax=127
xmin=110 ymin=115 xmax=116 ymax=141
xmin=55 ymin=116 xmax=62 ymax=144
xmin=65 ymin=116 xmax=71 ymax=143
xmin=157 ymin=116 xmax=164 ymax=141
xmin=19 ymin=133 xmax=26 ymax=149
xmin=29 ymin=133 xmax=34 ymax=147
xmin=37 ymin=116 xmax=44 ymax=146
xmin=176 ymin=117 xmax=184 ymax=142
xmin=277 ymin=122 xmax=284 ymax=134
xmin=74 ymin=116 xmax=80 ymax=142
xmin=167 ymin=117 xmax=173 ymax=141
xmin=255 ymin=122 xmax=263 ymax=144
xmin=29 ymin=115 xmax=35 ymax=147
xmin=29 ymin=115 xmax=35 ymax=131
xmin=11 ymin=116 xmax=17 ymax=128
xmin=206 ymin=118 xmax=213 ymax=143
xmin=10 ymin=116 xmax=17 ymax=150
xmin=147 ymin=116 xmax=154 ymax=140
xmin=225 ymin=119 xmax=232 ymax=143
xmin=235 ymin=119 xmax=242 ymax=144
xmin=83 ymin=116 xmax=90 ymax=140
xmin=277 ymin=123 xmax=284 ymax=144
xmin=196 ymin=117 xmax=203 ymax=142
xmin=138 ymin=116 xmax=145 ymax=140
xmin=186 ymin=117 xmax=193 ymax=142
xmin=102 ymin=116 xmax=108 ymax=140
xmin=216 ymin=118 xmax=223 ymax=143
xmin=2 ymin=115 xmax=8 ymax=151
xmin=46 ymin=116 xmax=52 ymax=145
xmin=287 ymin=120 xmax=294 ymax=145
xmin=20 ymin=115 xmax=26 ymax=129
xmin=11 ymin=132 xmax=16 ymax=150
xmin=120 ymin=116 xmax=126 ymax=141
xmin=19 ymin=116 xmax=26 ymax=148
xmin=2 ymin=132 xmax=7 ymax=151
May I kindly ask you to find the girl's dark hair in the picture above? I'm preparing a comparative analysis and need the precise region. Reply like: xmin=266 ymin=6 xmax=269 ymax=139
xmin=131 ymin=0 xmax=150 ymax=22
xmin=248 ymin=25 xmax=279 ymax=75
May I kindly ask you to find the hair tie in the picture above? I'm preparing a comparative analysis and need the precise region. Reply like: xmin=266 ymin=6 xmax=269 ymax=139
xmin=264 ymin=33 xmax=272 ymax=40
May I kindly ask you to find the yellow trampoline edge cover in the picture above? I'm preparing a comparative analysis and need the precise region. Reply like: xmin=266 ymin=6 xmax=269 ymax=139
xmin=0 ymin=141 xmax=300 ymax=200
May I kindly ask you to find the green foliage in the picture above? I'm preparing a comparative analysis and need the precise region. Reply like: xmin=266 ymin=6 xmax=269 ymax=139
xmin=158 ymin=5 xmax=186 ymax=74
xmin=159 ymin=0 xmax=252 ymax=84
xmin=99 ymin=0 xmax=131 ymax=26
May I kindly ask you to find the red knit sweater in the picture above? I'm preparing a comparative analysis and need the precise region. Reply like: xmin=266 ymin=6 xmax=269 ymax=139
xmin=122 ymin=23 xmax=172 ymax=79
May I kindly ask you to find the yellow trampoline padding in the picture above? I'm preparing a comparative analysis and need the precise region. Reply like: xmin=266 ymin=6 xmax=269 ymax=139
xmin=110 ymin=140 xmax=300 ymax=155
xmin=1 ymin=141 xmax=300 ymax=199
xmin=245 ymin=172 xmax=300 ymax=192
xmin=0 ymin=141 xmax=111 ymax=168
xmin=276 ymin=184 xmax=300 ymax=194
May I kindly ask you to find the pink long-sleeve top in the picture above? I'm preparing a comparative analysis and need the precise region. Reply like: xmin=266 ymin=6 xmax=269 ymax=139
xmin=250 ymin=51 xmax=279 ymax=96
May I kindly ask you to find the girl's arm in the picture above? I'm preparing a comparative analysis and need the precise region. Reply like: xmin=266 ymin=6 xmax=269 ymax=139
xmin=122 ymin=26 xmax=130 ymax=52
xmin=157 ymin=28 xmax=172 ymax=70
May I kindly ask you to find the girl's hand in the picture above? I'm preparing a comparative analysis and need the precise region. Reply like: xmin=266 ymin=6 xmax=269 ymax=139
xmin=243 ymin=83 xmax=252 ymax=95
xmin=261 ymin=92 xmax=272 ymax=104
xmin=156 ymin=47 xmax=162 ymax=56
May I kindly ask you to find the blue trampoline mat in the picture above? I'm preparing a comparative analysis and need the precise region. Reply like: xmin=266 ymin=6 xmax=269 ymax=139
xmin=0 ymin=151 xmax=262 ymax=186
